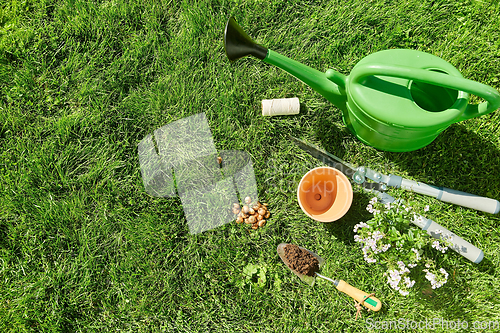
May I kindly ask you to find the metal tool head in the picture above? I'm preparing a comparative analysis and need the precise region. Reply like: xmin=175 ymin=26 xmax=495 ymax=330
xmin=289 ymin=136 xmax=386 ymax=192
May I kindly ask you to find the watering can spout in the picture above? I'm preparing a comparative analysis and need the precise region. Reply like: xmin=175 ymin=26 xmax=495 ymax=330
xmin=224 ymin=17 xmax=347 ymax=110
xmin=224 ymin=17 xmax=268 ymax=61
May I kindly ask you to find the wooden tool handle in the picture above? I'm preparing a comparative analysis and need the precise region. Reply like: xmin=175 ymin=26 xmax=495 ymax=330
xmin=336 ymin=280 xmax=382 ymax=311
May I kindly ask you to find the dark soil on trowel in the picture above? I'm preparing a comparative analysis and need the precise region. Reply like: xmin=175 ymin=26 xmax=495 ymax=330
xmin=284 ymin=244 xmax=320 ymax=277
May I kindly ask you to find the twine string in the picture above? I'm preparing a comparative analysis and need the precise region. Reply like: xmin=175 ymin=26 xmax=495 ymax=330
xmin=354 ymin=293 xmax=376 ymax=320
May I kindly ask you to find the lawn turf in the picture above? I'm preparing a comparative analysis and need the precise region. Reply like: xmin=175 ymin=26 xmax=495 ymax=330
xmin=1 ymin=0 xmax=500 ymax=331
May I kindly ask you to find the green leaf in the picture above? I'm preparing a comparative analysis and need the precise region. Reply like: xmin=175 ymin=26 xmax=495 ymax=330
xmin=243 ymin=264 xmax=258 ymax=278
xmin=388 ymin=226 xmax=401 ymax=241
xmin=273 ymin=273 xmax=282 ymax=291
xmin=258 ymin=267 xmax=267 ymax=287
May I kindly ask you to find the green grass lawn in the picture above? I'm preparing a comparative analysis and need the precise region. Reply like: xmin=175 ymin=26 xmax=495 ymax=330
xmin=2 ymin=0 xmax=500 ymax=331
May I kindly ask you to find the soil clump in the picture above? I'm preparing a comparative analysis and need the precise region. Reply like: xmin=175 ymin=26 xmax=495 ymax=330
xmin=283 ymin=244 xmax=320 ymax=277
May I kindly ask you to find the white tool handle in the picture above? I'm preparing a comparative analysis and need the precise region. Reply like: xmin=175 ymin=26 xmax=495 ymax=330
xmin=399 ymin=178 xmax=500 ymax=214
xmin=374 ymin=190 xmax=484 ymax=263
xmin=411 ymin=215 xmax=484 ymax=263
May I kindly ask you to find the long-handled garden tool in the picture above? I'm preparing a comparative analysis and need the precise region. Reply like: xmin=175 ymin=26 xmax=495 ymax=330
xmin=290 ymin=136 xmax=486 ymax=263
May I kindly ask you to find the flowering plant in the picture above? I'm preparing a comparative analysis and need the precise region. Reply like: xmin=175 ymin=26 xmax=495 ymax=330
xmin=353 ymin=197 xmax=452 ymax=296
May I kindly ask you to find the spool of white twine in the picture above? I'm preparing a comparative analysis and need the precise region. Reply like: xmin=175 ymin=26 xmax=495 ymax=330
xmin=262 ymin=97 xmax=300 ymax=116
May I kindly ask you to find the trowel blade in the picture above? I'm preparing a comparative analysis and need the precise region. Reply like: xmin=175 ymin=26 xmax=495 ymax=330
xmin=277 ymin=243 xmax=325 ymax=286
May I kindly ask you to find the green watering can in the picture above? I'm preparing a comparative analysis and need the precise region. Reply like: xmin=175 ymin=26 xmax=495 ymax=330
xmin=224 ymin=17 xmax=500 ymax=152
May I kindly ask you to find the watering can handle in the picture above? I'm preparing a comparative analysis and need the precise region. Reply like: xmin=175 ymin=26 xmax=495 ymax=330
xmin=350 ymin=64 xmax=500 ymax=121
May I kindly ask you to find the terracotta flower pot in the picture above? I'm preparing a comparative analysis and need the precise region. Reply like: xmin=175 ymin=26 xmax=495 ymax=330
xmin=297 ymin=167 xmax=353 ymax=222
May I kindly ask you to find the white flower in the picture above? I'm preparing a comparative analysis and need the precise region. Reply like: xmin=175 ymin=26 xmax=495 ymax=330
xmin=366 ymin=204 xmax=374 ymax=214
xmin=353 ymin=222 xmax=369 ymax=233
xmin=423 ymin=268 xmax=447 ymax=289
xmin=372 ymin=230 xmax=384 ymax=241
xmin=381 ymin=244 xmax=391 ymax=252
xmin=404 ymin=277 xmax=415 ymax=288
xmin=387 ymin=269 xmax=401 ymax=286
xmin=411 ymin=214 xmax=425 ymax=225
xmin=386 ymin=261 xmax=416 ymax=296
xmin=424 ymin=205 xmax=430 ymax=212
xmin=440 ymin=268 xmax=449 ymax=279
xmin=431 ymin=240 xmax=448 ymax=253
xmin=411 ymin=248 xmax=421 ymax=261
xmin=354 ymin=235 xmax=363 ymax=242
xmin=365 ymin=238 xmax=376 ymax=248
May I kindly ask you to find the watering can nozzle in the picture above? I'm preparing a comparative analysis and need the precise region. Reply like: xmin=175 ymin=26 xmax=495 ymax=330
xmin=224 ymin=17 xmax=268 ymax=61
